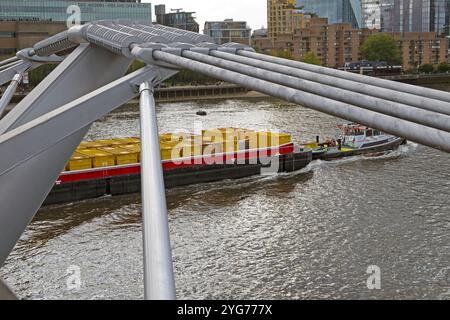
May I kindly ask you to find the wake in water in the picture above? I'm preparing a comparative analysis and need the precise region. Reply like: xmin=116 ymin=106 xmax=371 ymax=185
xmin=184 ymin=141 xmax=420 ymax=195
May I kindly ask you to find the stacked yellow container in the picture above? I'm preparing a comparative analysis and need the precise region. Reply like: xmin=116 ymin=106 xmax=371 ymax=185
xmin=97 ymin=146 xmax=139 ymax=165
xmin=160 ymin=141 xmax=183 ymax=160
xmin=180 ymin=140 xmax=203 ymax=158
xmin=121 ymin=144 xmax=141 ymax=160
xmin=65 ymin=129 xmax=292 ymax=172
xmin=257 ymin=131 xmax=292 ymax=148
xmin=78 ymin=141 xmax=106 ymax=149
xmin=76 ymin=149 xmax=115 ymax=168
xmin=66 ymin=152 xmax=92 ymax=171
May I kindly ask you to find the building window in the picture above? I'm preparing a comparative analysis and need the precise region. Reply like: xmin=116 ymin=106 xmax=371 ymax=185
xmin=0 ymin=48 xmax=16 ymax=55
xmin=0 ymin=31 xmax=15 ymax=38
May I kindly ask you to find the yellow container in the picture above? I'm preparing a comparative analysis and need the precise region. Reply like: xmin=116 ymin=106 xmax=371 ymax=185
xmin=180 ymin=141 xmax=203 ymax=157
xmin=160 ymin=139 xmax=184 ymax=148
xmin=190 ymin=134 xmax=203 ymax=143
xmin=229 ymin=128 xmax=255 ymax=144
xmin=98 ymin=147 xmax=139 ymax=166
xmin=66 ymin=152 xmax=92 ymax=171
xmin=273 ymin=133 xmax=292 ymax=145
xmin=217 ymin=127 xmax=242 ymax=133
xmin=159 ymin=133 xmax=188 ymax=142
xmin=202 ymin=142 xmax=224 ymax=155
xmin=160 ymin=142 xmax=183 ymax=160
xmin=125 ymin=137 xmax=141 ymax=144
xmin=78 ymin=138 xmax=141 ymax=149
xmin=78 ymin=140 xmax=106 ymax=149
xmin=257 ymin=132 xmax=292 ymax=147
xmin=94 ymin=139 xmax=117 ymax=147
xmin=121 ymin=144 xmax=141 ymax=161
xmin=202 ymin=129 xmax=224 ymax=142
xmin=102 ymin=138 xmax=139 ymax=147
xmin=239 ymin=129 xmax=255 ymax=138
xmin=219 ymin=128 xmax=239 ymax=141
xmin=201 ymin=135 xmax=216 ymax=143
xmin=77 ymin=148 xmax=115 ymax=168
xmin=238 ymin=130 xmax=257 ymax=149
xmin=121 ymin=144 xmax=141 ymax=152
xmin=223 ymin=139 xmax=239 ymax=152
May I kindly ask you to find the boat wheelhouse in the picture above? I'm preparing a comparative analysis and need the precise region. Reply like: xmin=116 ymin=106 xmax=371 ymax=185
xmin=339 ymin=124 xmax=398 ymax=149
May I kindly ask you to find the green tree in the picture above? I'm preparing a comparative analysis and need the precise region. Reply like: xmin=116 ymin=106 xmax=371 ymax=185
xmin=127 ymin=59 xmax=145 ymax=74
xmin=163 ymin=69 xmax=217 ymax=86
xmin=405 ymin=67 xmax=418 ymax=75
xmin=361 ymin=33 xmax=402 ymax=65
xmin=300 ymin=52 xmax=322 ymax=65
xmin=28 ymin=64 xmax=57 ymax=86
xmin=437 ymin=62 xmax=450 ymax=73
xmin=418 ymin=63 xmax=435 ymax=74
xmin=276 ymin=50 xmax=294 ymax=60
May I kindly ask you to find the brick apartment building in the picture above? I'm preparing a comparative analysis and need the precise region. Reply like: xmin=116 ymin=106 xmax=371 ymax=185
xmin=267 ymin=0 xmax=309 ymax=40
xmin=253 ymin=17 xmax=449 ymax=69
xmin=393 ymin=32 xmax=449 ymax=68
xmin=0 ymin=21 xmax=67 ymax=58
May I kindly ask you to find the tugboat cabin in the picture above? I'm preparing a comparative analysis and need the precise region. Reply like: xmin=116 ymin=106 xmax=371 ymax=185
xmin=338 ymin=123 xmax=389 ymax=149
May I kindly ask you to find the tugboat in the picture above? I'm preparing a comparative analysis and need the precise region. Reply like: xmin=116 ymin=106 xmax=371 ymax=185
xmin=302 ymin=123 xmax=406 ymax=160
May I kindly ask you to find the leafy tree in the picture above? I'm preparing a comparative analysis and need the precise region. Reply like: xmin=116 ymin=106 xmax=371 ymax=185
xmin=361 ymin=33 xmax=402 ymax=65
xmin=127 ymin=59 xmax=146 ymax=74
xmin=277 ymin=50 xmax=294 ymax=60
xmin=405 ymin=67 xmax=418 ymax=75
xmin=28 ymin=64 xmax=57 ymax=86
xmin=300 ymin=52 xmax=322 ymax=65
xmin=163 ymin=69 xmax=217 ymax=86
xmin=253 ymin=46 xmax=264 ymax=54
xmin=437 ymin=62 xmax=450 ymax=73
xmin=418 ymin=63 xmax=435 ymax=74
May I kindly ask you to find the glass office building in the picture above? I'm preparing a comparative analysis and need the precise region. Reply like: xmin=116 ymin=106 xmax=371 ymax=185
xmin=0 ymin=0 xmax=152 ymax=23
xmin=362 ymin=0 xmax=450 ymax=34
xmin=296 ymin=0 xmax=362 ymax=28
xmin=155 ymin=5 xmax=199 ymax=33
xmin=445 ymin=0 xmax=450 ymax=35
xmin=361 ymin=0 xmax=395 ymax=30
xmin=434 ymin=0 xmax=450 ymax=35
xmin=399 ymin=0 xmax=450 ymax=34
xmin=204 ymin=20 xmax=251 ymax=45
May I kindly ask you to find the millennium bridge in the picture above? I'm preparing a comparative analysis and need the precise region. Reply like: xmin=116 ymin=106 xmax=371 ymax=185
xmin=1 ymin=21 xmax=450 ymax=300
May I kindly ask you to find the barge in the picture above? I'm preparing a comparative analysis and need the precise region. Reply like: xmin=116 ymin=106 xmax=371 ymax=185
xmin=44 ymin=128 xmax=312 ymax=205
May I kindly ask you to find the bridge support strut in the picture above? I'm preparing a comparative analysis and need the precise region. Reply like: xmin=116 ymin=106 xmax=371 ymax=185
xmin=0 ymin=73 xmax=23 ymax=118
xmin=139 ymin=82 xmax=176 ymax=300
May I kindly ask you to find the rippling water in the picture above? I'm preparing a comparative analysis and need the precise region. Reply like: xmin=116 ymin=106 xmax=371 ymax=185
xmin=1 ymin=96 xmax=449 ymax=300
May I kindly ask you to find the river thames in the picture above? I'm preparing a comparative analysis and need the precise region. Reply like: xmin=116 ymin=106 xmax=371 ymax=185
xmin=1 ymin=95 xmax=449 ymax=300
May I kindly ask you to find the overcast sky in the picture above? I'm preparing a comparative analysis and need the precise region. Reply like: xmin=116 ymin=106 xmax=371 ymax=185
xmin=143 ymin=0 xmax=267 ymax=31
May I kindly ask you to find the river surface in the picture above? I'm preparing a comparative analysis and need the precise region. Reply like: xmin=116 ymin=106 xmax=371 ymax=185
xmin=1 ymin=95 xmax=449 ymax=300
